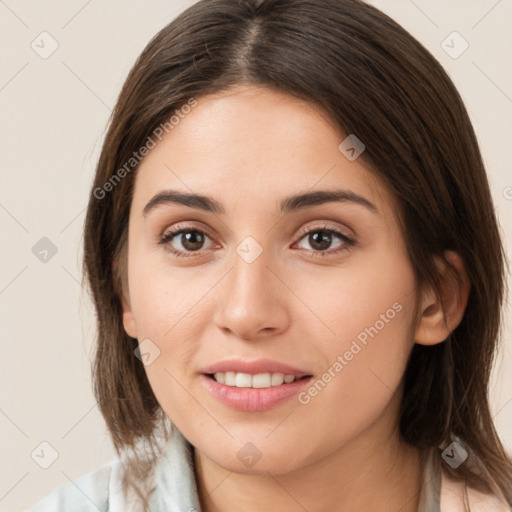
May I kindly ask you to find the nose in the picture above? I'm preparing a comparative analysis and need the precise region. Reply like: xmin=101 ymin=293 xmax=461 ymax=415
xmin=213 ymin=246 xmax=290 ymax=341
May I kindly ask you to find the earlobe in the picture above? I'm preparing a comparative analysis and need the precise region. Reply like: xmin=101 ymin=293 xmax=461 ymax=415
xmin=113 ymin=258 xmax=138 ymax=339
xmin=122 ymin=303 xmax=138 ymax=340
xmin=414 ymin=250 xmax=470 ymax=346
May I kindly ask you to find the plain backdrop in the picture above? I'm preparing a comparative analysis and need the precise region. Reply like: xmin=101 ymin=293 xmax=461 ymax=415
xmin=1 ymin=1 xmax=511 ymax=510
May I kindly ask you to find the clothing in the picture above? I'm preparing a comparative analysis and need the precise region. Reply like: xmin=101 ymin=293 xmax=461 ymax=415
xmin=25 ymin=428 xmax=511 ymax=512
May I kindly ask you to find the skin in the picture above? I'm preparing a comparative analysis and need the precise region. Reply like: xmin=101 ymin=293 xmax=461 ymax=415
xmin=119 ymin=84 xmax=470 ymax=511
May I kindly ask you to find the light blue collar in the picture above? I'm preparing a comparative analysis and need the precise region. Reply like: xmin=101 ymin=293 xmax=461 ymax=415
xmin=417 ymin=445 xmax=441 ymax=512
xmin=148 ymin=427 xmax=202 ymax=511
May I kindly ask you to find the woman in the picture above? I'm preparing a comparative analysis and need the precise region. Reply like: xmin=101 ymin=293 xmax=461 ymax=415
xmin=27 ymin=0 xmax=512 ymax=510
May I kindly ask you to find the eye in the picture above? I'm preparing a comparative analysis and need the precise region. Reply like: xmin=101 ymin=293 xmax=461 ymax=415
xmin=294 ymin=225 xmax=355 ymax=257
xmin=158 ymin=225 xmax=216 ymax=258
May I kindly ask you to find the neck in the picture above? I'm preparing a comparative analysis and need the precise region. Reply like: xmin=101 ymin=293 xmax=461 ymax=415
xmin=193 ymin=421 xmax=424 ymax=512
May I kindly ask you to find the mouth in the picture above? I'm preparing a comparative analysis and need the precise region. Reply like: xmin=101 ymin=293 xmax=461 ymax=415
xmin=199 ymin=358 xmax=314 ymax=411
xmin=200 ymin=366 xmax=313 ymax=412
xmin=205 ymin=371 xmax=311 ymax=388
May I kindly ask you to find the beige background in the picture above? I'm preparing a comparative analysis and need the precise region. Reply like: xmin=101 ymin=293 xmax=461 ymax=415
xmin=1 ymin=1 xmax=511 ymax=510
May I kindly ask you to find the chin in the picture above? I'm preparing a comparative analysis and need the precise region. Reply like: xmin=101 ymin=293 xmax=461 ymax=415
xmin=194 ymin=437 xmax=310 ymax=476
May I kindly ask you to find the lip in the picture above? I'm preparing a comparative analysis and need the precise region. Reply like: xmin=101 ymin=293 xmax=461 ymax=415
xmin=201 ymin=358 xmax=311 ymax=377
xmin=199 ymin=358 xmax=313 ymax=412
xmin=200 ymin=374 xmax=313 ymax=412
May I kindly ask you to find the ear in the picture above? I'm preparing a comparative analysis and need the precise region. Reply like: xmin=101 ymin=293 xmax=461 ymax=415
xmin=113 ymin=258 xmax=138 ymax=339
xmin=414 ymin=250 xmax=470 ymax=346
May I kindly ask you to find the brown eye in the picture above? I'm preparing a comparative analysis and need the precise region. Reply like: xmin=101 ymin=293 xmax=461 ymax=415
xmin=159 ymin=227 xmax=215 ymax=258
xmin=295 ymin=227 xmax=355 ymax=257
xmin=176 ymin=230 xmax=206 ymax=251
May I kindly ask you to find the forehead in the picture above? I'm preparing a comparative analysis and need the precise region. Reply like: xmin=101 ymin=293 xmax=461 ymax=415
xmin=132 ymin=85 xmax=396 ymax=218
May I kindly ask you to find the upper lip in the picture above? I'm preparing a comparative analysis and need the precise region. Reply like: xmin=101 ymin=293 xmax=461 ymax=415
xmin=201 ymin=358 xmax=312 ymax=377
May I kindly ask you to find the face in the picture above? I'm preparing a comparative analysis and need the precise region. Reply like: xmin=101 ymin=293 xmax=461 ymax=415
xmin=120 ymin=84 xmax=420 ymax=474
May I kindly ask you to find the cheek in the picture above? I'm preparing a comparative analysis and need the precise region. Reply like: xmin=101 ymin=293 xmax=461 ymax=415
xmin=288 ymin=243 xmax=416 ymax=349
xmin=126 ymin=253 xmax=215 ymax=419
xmin=290 ymin=252 xmax=417 ymax=437
xmin=128 ymin=245 xmax=213 ymax=340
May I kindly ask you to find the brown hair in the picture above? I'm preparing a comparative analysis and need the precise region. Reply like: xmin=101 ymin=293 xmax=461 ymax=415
xmin=82 ymin=0 xmax=512 ymax=508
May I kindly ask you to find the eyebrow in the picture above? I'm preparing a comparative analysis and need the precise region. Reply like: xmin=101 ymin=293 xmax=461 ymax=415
xmin=142 ymin=188 xmax=378 ymax=218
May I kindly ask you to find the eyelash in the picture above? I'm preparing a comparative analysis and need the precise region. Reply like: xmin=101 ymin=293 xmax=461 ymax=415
xmin=158 ymin=223 xmax=356 ymax=259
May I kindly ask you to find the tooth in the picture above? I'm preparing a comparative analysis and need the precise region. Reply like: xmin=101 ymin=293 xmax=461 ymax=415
xmin=225 ymin=371 xmax=236 ymax=386
xmin=213 ymin=371 xmax=300 ymax=388
xmin=271 ymin=373 xmax=285 ymax=386
xmin=252 ymin=373 xmax=272 ymax=388
xmin=235 ymin=372 xmax=253 ymax=387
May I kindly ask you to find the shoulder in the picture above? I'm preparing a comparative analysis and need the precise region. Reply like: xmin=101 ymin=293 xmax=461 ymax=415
xmin=24 ymin=458 xmax=121 ymax=512
xmin=440 ymin=466 xmax=512 ymax=512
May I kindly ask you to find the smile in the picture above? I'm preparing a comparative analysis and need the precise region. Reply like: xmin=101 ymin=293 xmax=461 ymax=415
xmin=201 ymin=373 xmax=313 ymax=412
xmin=211 ymin=371 xmax=304 ymax=388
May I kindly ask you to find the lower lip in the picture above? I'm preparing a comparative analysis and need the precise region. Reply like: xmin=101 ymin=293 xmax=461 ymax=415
xmin=200 ymin=374 xmax=313 ymax=412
